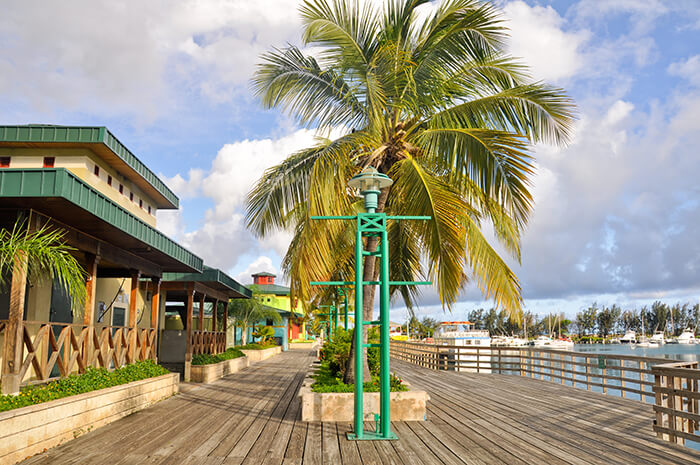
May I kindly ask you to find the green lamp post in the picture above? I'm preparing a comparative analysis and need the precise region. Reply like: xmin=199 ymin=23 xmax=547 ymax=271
xmin=310 ymin=166 xmax=431 ymax=441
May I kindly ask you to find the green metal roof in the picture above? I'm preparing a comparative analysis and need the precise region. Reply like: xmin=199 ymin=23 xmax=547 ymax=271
xmin=252 ymin=271 xmax=276 ymax=277
xmin=0 ymin=168 xmax=202 ymax=272
xmin=163 ymin=265 xmax=252 ymax=299
xmin=0 ymin=125 xmax=179 ymax=209
xmin=252 ymin=283 xmax=291 ymax=295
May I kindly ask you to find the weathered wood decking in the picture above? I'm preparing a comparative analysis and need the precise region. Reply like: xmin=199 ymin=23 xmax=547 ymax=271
xmin=20 ymin=350 xmax=700 ymax=464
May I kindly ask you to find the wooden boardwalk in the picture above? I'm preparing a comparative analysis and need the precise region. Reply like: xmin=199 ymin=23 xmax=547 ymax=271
xmin=20 ymin=349 xmax=700 ymax=465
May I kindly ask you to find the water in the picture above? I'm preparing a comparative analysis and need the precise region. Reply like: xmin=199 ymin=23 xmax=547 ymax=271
xmin=573 ymin=343 xmax=700 ymax=363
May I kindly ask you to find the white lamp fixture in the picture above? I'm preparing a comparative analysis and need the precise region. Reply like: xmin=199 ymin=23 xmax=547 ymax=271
xmin=347 ymin=167 xmax=393 ymax=213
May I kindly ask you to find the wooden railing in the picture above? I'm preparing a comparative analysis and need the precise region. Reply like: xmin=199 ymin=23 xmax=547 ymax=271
xmin=652 ymin=361 xmax=700 ymax=445
xmin=2 ymin=321 xmax=156 ymax=386
xmin=191 ymin=330 xmax=226 ymax=355
xmin=390 ymin=340 xmax=700 ymax=445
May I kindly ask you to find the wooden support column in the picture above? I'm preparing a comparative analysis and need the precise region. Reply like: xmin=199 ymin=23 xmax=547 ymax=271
xmin=82 ymin=253 xmax=100 ymax=368
xmin=223 ymin=300 xmax=228 ymax=349
xmin=150 ymin=278 xmax=161 ymax=360
xmin=128 ymin=270 xmax=141 ymax=363
xmin=212 ymin=299 xmax=218 ymax=354
xmin=1 ymin=252 xmax=28 ymax=395
xmin=184 ymin=290 xmax=194 ymax=382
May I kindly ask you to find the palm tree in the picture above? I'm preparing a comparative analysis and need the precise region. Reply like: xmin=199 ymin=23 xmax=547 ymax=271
xmin=227 ymin=290 xmax=282 ymax=345
xmin=0 ymin=219 xmax=86 ymax=311
xmin=247 ymin=0 xmax=576 ymax=382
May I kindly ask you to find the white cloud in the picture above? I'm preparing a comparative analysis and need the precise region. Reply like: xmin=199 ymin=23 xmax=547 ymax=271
xmin=202 ymin=129 xmax=320 ymax=220
xmin=163 ymin=127 xmax=330 ymax=273
xmin=0 ymin=0 xmax=305 ymax=120
xmin=668 ymin=55 xmax=700 ymax=87
xmin=503 ymin=1 xmax=589 ymax=82
xmin=234 ymin=256 xmax=278 ymax=284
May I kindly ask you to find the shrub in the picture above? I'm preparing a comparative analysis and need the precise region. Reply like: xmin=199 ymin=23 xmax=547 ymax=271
xmin=310 ymin=362 xmax=407 ymax=393
xmin=0 ymin=360 xmax=169 ymax=412
xmin=191 ymin=348 xmax=245 ymax=365
xmin=238 ymin=342 xmax=277 ymax=350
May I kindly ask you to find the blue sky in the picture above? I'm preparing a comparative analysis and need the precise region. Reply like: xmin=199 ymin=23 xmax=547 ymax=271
xmin=1 ymin=0 xmax=699 ymax=322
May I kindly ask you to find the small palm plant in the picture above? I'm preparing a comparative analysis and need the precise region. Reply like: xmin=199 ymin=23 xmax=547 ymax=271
xmin=252 ymin=325 xmax=276 ymax=345
xmin=0 ymin=219 xmax=86 ymax=312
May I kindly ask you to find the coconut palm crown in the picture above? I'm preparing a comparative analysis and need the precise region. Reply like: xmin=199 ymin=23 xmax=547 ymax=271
xmin=247 ymin=0 xmax=576 ymax=319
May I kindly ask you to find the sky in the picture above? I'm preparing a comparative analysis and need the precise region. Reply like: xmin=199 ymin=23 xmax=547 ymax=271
xmin=1 ymin=0 xmax=699 ymax=322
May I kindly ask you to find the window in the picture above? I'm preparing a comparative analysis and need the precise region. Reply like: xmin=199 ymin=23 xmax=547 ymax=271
xmin=94 ymin=165 xmax=99 ymax=176
xmin=119 ymin=184 xmax=123 ymax=194
xmin=266 ymin=319 xmax=273 ymax=326
xmin=130 ymin=192 xmax=134 ymax=202
xmin=107 ymin=175 xmax=112 ymax=186
xmin=0 ymin=157 xmax=10 ymax=168
xmin=147 ymin=206 xmax=152 ymax=215
xmin=43 ymin=157 xmax=55 ymax=168
xmin=139 ymin=199 xmax=143 ymax=208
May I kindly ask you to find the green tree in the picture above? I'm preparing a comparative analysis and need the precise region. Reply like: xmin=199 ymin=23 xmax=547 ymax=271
xmin=620 ymin=309 xmax=640 ymax=332
xmin=0 ymin=220 xmax=86 ymax=311
xmin=575 ymin=304 xmax=598 ymax=336
xmin=227 ymin=290 xmax=282 ymax=345
xmin=247 ymin=0 xmax=575 ymax=382
xmin=596 ymin=305 xmax=621 ymax=338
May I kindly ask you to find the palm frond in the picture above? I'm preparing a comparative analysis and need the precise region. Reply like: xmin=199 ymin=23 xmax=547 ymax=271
xmin=417 ymin=126 xmax=534 ymax=227
xmin=388 ymin=158 xmax=467 ymax=308
xmin=0 ymin=220 xmax=86 ymax=311
xmin=251 ymin=46 xmax=366 ymax=129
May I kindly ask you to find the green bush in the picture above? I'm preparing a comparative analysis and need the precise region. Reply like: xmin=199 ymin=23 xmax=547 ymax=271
xmin=310 ymin=361 xmax=407 ymax=393
xmin=238 ymin=342 xmax=277 ymax=350
xmin=0 ymin=360 xmax=169 ymax=412
xmin=319 ymin=328 xmax=382 ymax=379
xmin=191 ymin=348 xmax=245 ymax=365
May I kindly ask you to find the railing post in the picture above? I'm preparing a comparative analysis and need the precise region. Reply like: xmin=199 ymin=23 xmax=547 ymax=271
xmin=620 ymin=359 xmax=625 ymax=398
xmin=184 ymin=289 xmax=194 ymax=382
xmin=571 ymin=354 xmax=576 ymax=388
xmin=586 ymin=356 xmax=591 ymax=391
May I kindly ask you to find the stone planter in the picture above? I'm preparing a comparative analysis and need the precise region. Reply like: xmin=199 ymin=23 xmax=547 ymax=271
xmin=240 ymin=345 xmax=282 ymax=363
xmin=298 ymin=372 xmax=429 ymax=422
xmin=190 ymin=356 xmax=250 ymax=384
xmin=0 ymin=372 xmax=178 ymax=465
xmin=289 ymin=341 xmax=318 ymax=350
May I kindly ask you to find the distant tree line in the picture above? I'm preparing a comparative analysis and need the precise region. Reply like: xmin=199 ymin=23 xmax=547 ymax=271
xmin=399 ymin=301 xmax=700 ymax=340
xmin=572 ymin=302 xmax=700 ymax=337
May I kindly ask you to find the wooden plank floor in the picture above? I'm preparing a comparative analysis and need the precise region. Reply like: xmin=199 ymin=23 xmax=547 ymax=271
xmin=19 ymin=350 xmax=700 ymax=465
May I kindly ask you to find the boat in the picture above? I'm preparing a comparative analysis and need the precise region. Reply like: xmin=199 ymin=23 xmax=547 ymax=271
xmin=636 ymin=337 xmax=659 ymax=348
xmin=532 ymin=336 xmax=573 ymax=350
xmin=491 ymin=335 xmax=529 ymax=347
xmin=434 ymin=321 xmax=491 ymax=372
xmin=650 ymin=331 xmax=666 ymax=345
xmin=620 ymin=330 xmax=636 ymax=344
xmin=675 ymin=329 xmax=697 ymax=344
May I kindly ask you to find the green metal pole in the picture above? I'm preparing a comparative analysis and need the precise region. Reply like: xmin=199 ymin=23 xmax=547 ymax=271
xmin=353 ymin=217 xmax=364 ymax=439
xmin=344 ymin=293 xmax=349 ymax=331
xmin=333 ymin=304 xmax=339 ymax=333
xmin=379 ymin=224 xmax=392 ymax=438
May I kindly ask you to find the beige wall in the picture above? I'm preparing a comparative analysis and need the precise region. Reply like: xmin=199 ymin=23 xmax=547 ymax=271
xmin=0 ymin=147 xmax=157 ymax=226
xmin=93 ymin=278 xmax=156 ymax=328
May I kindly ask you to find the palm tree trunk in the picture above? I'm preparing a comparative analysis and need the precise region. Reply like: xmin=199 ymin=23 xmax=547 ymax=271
xmin=343 ymin=187 xmax=390 ymax=385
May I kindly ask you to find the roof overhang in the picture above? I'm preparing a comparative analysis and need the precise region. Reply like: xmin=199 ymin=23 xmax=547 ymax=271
xmin=162 ymin=266 xmax=252 ymax=300
xmin=0 ymin=125 xmax=179 ymax=209
xmin=0 ymin=168 xmax=202 ymax=273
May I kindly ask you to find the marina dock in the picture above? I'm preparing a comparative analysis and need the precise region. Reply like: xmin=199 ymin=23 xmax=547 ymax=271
xmin=19 ymin=349 xmax=700 ymax=464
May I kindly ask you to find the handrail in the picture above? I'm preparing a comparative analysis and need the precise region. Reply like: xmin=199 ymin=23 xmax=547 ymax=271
xmin=652 ymin=360 xmax=700 ymax=445
xmin=390 ymin=340 xmax=700 ymax=446
xmin=4 ymin=321 xmax=157 ymax=387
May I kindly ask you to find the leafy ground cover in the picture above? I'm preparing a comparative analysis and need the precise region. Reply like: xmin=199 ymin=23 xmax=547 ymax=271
xmin=191 ymin=347 xmax=245 ymax=365
xmin=238 ymin=342 xmax=278 ymax=350
xmin=313 ymin=328 xmax=407 ymax=393
xmin=0 ymin=360 xmax=169 ymax=412
xmin=311 ymin=361 xmax=407 ymax=393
